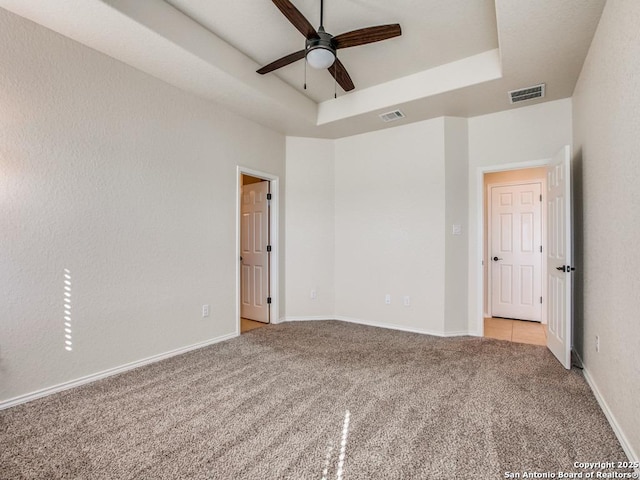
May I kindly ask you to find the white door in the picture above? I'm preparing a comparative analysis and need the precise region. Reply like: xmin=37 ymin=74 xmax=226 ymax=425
xmin=546 ymin=145 xmax=572 ymax=369
xmin=241 ymin=181 xmax=270 ymax=323
xmin=490 ymin=182 xmax=543 ymax=321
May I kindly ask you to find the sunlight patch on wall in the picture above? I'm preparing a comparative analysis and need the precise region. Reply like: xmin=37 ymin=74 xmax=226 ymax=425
xmin=63 ymin=269 xmax=72 ymax=352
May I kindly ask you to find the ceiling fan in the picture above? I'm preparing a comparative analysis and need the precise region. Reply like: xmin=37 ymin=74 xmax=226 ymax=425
xmin=257 ymin=0 xmax=402 ymax=93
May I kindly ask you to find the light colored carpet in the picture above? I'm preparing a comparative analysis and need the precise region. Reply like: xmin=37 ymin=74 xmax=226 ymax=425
xmin=0 ymin=321 xmax=630 ymax=479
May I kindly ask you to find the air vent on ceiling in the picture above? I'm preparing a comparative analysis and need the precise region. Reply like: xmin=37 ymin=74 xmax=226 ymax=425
xmin=508 ymin=84 xmax=545 ymax=104
xmin=379 ymin=110 xmax=405 ymax=123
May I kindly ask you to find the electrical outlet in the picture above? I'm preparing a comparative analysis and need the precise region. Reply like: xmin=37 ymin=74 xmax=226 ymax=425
xmin=385 ymin=294 xmax=391 ymax=305
xmin=403 ymin=296 xmax=410 ymax=306
xmin=202 ymin=304 xmax=210 ymax=318
xmin=310 ymin=289 xmax=317 ymax=300
xmin=595 ymin=335 xmax=599 ymax=352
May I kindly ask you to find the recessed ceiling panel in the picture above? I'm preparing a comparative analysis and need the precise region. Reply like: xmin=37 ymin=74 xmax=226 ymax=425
xmin=164 ymin=0 xmax=499 ymax=102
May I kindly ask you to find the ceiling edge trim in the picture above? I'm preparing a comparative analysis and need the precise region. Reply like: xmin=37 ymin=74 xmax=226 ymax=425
xmin=317 ymin=49 xmax=502 ymax=125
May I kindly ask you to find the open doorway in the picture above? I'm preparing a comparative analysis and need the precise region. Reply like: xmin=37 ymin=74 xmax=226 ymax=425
xmin=240 ymin=174 xmax=271 ymax=334
xmin=483 ymin=167 xmax=547 ymax=345
xmin=237 ymin=167 xmax=280 ymax=335
xmin=475 ymin=147 xmax=573 ymax=368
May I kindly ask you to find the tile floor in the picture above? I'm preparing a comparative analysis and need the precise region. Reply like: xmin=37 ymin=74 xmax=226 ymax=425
xmin=484 ymin=317 xmax=547 ymax=346
xmin=240 ymin=318 xmax=269 ymax=333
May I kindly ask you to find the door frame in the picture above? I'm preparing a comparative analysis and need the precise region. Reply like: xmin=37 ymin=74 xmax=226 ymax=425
xmin=474 ymin=159 xmax=550 ymax=337
xmin=486 ymin=180 xmax=545 ymax=322
xmin=236 ymin=166 xmax=280 ymax=335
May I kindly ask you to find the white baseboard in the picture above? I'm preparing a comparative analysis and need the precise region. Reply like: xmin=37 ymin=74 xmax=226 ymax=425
xmin=574 ymin=352 xmax=638 ymax=466
xmin=334 ymin=315 xmax=471 ymax=338
xmin=283 ymin=315 xmax=473 ymax=338
xmin=0 ymin=332 xmax=238 ymax=411
xmin=444 ymin=330 xmax=475 ymax=337
xmin=281 ymin=315 xmax=334 ymax=322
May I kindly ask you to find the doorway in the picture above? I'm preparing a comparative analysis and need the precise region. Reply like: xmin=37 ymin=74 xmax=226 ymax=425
xmin=484 ymin=167 xmax=547 ymax=324
xmin=236 ymin=167 xmax=280 ymax=335
xmin=475 ymin=146 xmax=573 ymax=369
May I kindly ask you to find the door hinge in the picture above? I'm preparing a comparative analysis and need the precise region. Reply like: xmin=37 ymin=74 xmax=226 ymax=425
xmin=267 ymin=297 xmax=272 ymax=304
xmin=540 ymin=245 xmax=543 ymax=253
xmin=540 ymin=194 xmax=542 ymax=202
xmin=267 ymin=245 xmax=272 ymax=252
xmin=267 ymin=193 xmax=272 ymax=201
xmin=540 ymin=296 xmax=543 ymax=304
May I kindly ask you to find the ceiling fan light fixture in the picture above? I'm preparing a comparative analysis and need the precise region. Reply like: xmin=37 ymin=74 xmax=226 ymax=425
xmin=257 ymin=0 xmax=402 ymax=93
xmin=306 ymin=46 xmax=335 ymax=69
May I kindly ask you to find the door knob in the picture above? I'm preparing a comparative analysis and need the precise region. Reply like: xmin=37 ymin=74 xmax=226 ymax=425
xmin=493 ymin=256 xmax=502 ymax=261
xmin=556 ymin=265 xmax=576 ymax=272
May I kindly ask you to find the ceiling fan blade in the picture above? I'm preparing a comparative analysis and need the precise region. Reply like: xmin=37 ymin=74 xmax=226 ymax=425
xmin=272 ymin=0 xmax=319 ymax=39
xmin=328 ymin=58 xmax=355 ymax=92
xmin=257 ymin=50 xmax=305 ymax=75
xmin=333 ymin=24 xmax=402 ymax=49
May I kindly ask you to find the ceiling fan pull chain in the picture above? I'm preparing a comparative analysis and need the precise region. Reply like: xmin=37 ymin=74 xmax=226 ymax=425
xmin=304 ymin=56 xmax=307 ymax=90
xmin=334 ymin=54 xmax=337 ymax=99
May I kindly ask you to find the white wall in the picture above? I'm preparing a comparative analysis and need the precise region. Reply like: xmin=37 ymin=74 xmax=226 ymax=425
xmin=572 ymin=0 xmax=640 ymax=461
xmin=333 ymin=119 xmax=447 ymax=334
xmin=444 ymin=117 xmax=469 ymax=334
xmin=286 ymin=118 xmax=473 ymax=335
xmin=284 ymin=137 xmax=334 ymax=319
xmin=0 ymin=9 xmax=285 ymax=403
xmin=467 ymin=99 xmax=573 ymax=333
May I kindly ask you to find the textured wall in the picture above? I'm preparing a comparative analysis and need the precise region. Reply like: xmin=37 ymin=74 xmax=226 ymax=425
xmin=333 ymin=119 xmax=447 ymax=333
xmin=284 ymin=137 xmax=335 ymax=319
xmin=286 ymin=119 xmax=471 ymax=334
xmin=0 ymin=9 xmax=285 ymax=402
xmin=444 ymin=117 xmax=469 ymax=334
xmin=572 ymin=0 xmax=640 ymax=460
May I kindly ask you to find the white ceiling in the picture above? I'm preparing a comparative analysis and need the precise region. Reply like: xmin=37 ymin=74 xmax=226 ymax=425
xmin=164 ymin=0 xmax=499 ymax=103
xmin=0 ymin=0 xmax=606 ymax=139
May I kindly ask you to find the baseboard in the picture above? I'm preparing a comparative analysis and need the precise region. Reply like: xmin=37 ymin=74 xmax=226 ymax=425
xmin=281 ymin=315 xmax=334 ymax=322
xmin=283 ymin=315 xmax=473 ymax=338
xmin=574 ymin=351 xmax=638 ymax=466
xmin=334 ymin=315 xmax=471 ymax=338
xmin=443 ymin=330 xmax=474 ymax=337
xmin=0 ymin=332 xmax=238 ymax=411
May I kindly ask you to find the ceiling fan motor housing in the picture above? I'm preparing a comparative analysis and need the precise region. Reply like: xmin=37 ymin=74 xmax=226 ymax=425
xmin=305 ymin=28 xmax=336 ymax=68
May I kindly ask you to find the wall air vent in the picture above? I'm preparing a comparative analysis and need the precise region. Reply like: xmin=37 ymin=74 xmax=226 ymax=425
xmin=508 ymin=84 xmax=545 ymax=104
xmin=379 ymin=110 xmax=405 ymax=122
